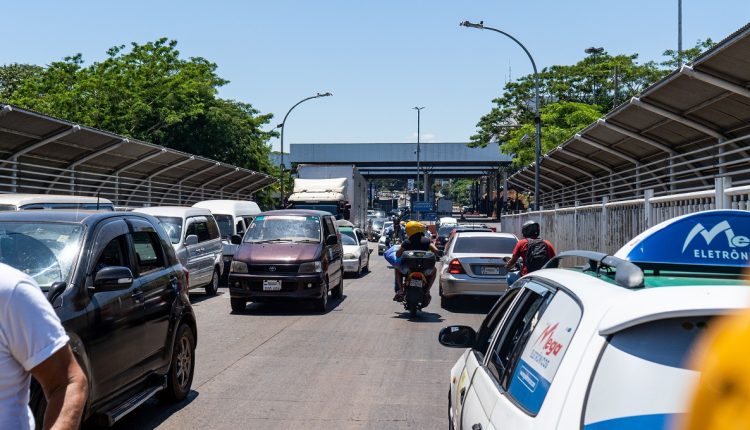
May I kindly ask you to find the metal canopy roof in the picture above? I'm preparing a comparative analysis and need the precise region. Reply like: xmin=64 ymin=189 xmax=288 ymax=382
xmin=509 ymin=23 xmax=750 ymax=206
xmin=289 ymin=142 xmax=510 ymax=178
xmin=0 ymin=105 xmax=276 ymax=207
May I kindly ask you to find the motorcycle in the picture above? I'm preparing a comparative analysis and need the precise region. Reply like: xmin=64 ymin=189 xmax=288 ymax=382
xmin=503 ymin=256 xmax=523 ymax=286
xmin=399 ymin=250 xmax=437 ymax=318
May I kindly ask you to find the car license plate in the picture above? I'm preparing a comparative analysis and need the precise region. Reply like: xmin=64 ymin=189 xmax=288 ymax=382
xmin=482 ymin=266 xmax=500 ymax=275
xmin=409 ymin=279 xmax=422 ymax=287
xmin=263 ymin=280 xmax=282 ymax=291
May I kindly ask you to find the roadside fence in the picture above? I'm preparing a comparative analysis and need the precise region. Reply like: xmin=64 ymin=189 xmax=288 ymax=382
xmin=501 ymin=178 xmax=750 ymax=255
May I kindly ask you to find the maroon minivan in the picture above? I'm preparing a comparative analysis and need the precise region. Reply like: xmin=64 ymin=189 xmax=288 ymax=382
xmin=228 ymin=209 xmax=344 ymax=312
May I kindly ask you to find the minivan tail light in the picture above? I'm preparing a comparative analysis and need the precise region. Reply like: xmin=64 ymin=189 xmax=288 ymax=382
xmin=449 ymin=259 xmax=465 ymax=275
xmin=182 ymin=267 xmax=190 ymax=290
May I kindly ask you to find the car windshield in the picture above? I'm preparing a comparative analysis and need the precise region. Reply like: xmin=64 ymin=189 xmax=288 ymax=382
xmin=244 ymin=215 xmax=321 ymax=243
xmin=453 ymin=236 xmax=517 ymax=254
xmin=0 ymin=222 xmax=84 ymax=290
xmin=342 ymin=234 xmax=357 ymax=245
xmin=584 ymin=316 xmax=712 ymax=428
xmin=213 ymin=214 xmax=234 ymax=238
xmin=156 ymin=216 xmax=183 ymax=244
xmin=438 ymin=225 xmax=456 ymax=236
xmin=372 ymin=220 xmax=384 ymax=229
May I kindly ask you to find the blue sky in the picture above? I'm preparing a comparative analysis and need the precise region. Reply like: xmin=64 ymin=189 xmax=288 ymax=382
xmin=3 ymin=1 xmax=749 ymax=152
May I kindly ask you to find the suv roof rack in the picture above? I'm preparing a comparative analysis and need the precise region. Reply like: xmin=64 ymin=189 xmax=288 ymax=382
xmin=545 ymin=250 xmax=645 ymax=289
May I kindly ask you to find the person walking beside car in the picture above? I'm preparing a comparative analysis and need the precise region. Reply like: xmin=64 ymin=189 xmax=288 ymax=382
xmin=0 ymin=263 xmax=88 ymax=430
xmin=505 ymin=220 xmax=556 ymax=285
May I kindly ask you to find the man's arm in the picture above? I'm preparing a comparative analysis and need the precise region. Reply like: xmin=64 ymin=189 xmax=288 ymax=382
xmin=506 ymin=240 xmax=524 ymax=269
xmin=31 ymin=345 xmax=88 ymax=430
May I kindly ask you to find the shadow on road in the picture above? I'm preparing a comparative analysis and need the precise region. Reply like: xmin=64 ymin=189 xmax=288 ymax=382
xmin=96 ymin=390 xmax=200 ymax=430
xmin=440 ymin=296 xmax=497 ymax=315
xmin=188 ymin=290 xmax=225 ymax=305
xmin=392 ymin=310 xmax=444 ymax=323
xmin=231 ymin=294 xmax=348 ymax=316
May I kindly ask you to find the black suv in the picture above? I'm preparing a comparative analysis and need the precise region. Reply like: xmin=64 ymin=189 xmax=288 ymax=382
xmin=0 ymin=210 xmax=197 ymax=427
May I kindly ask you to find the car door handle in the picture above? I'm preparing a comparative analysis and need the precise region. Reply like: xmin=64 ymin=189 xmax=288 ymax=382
xmin=472 ymin=424 xmax=482 ymax=430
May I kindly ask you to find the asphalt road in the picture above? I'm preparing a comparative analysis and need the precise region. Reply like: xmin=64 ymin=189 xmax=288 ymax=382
xmin=109 ymin=242 xmax=495 ymax=430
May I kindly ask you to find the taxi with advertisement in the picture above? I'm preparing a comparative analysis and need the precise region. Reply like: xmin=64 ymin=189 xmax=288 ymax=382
xmin=439 ymin=210 xmax=750 ymax=430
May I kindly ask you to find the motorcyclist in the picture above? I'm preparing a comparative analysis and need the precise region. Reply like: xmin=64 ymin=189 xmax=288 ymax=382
xmin=393 ymin=221 xmax=440 ymax=305
xmin=391 ymin=215 xmax=402 ymax=245
xmin=505 ymin=220 xmax=556 ymax=285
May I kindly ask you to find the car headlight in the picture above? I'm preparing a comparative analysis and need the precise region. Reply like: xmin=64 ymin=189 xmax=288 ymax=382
xmin=344 ymin=253 xmax=356 ymax=260
xmin=231 ymin=261 xmax=248 ymax=273
xmin=298 ymin=261 xmax=322 ymax=273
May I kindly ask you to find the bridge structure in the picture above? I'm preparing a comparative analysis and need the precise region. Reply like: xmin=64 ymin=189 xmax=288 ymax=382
xmin=288 ymin=142 xmax=511 ymax=212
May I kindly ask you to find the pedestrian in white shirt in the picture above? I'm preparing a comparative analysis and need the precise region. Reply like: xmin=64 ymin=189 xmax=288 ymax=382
xmin=0 ymin=263 xmax=87 ymax=430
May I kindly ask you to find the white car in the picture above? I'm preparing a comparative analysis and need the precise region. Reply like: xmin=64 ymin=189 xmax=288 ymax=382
xmin=341 ymin=227 xmax=370 ymax=276
xmin=440 ymin=210 xmax=750 ymax=430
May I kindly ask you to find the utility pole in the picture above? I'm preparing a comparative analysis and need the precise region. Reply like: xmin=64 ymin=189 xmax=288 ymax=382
xmin=678 ymin=0 xmax=683 ymax=68
xmin=413 ymin=106 xmax=425 ymax=203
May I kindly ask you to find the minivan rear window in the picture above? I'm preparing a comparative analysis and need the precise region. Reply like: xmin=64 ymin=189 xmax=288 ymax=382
xmin=453 ymin=236 xmax=517 ymax=254
xmin=245 ymin=215 xmax=321 ymax=243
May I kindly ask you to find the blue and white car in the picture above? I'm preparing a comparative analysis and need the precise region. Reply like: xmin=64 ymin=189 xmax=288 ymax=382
xmin=440 ymin=210 xmax=750 ymax=430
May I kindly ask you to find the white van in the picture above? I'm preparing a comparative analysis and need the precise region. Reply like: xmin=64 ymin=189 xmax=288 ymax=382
xmin=133 ymin=206 xmax=224 ymax=295
xmin=0 ymin=193 xmax=114 ymax=211
xmin=192 ymin=200 xmax=261 ymax=280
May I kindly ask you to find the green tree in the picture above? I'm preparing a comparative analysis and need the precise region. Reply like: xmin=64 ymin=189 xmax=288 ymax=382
xmin=8 ymin=38 xmax=277 ymax=205
xmin=470 ymin=40 xmax=714 ymax=167
xmin=0 ymin=63 xmax=43 ymax=102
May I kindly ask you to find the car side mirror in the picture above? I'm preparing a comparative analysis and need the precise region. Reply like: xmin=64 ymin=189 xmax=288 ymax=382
xmin=94 ymin=266 xmax=134 ymax=291
xmin=185 ymin=234 xmax=199 ymax=245
xmin=438 ymin=325 xmax=476 ymax=348
xmin=326 ymin=234 xmax=338 ymax=246
xmin=230 ymin=234 xmax=243 ymax=245
xmin=47 ymin=281 xmax=67 ymax=303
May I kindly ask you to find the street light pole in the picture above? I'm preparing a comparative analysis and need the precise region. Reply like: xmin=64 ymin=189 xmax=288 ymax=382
xmin=460 ymin=20 xmax=542 ymax=210
xmin=413 ymin=106 xmax=425 ymax=204
xmin=278 ymin=92 xmax=332 ymax=207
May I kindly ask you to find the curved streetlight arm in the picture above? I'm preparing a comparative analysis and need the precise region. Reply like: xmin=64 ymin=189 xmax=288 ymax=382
xmin=279 ymin=92 xmax=332 ymax=206
xmin=461 ymin=20 xmax=542 ymax=210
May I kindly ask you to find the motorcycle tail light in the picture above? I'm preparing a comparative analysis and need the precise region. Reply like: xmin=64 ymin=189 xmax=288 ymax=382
xmin=449 ymin=259 xmax=465 ymax=275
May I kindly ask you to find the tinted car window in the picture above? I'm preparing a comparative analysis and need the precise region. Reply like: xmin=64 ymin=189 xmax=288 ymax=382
xmin=488 ymin=286 xmax=550 ymax=384
xmin=438 ymin=226 xmax=455 ymax=236
xmin=242 ymin=216 xmax=255 ymax=228
xmin=214 ymin=214 xmax=234 ymax=238
xmin=132 ymin=231 xmax=165 ymax=273
xmin=0 ymin=205 xmax=15 ymax=211
xmin=155 ymin=216 xmax=183 ymax=244
xmin=186 ymin=219 xmax=211 ymax=242
xmin=94 ymin=236 xmax=128 ymax=276
xmin=584 ymin=316 xmax=711 ymax=429
xmin=342 ymin=234 xmax=357 ymax=245
xmin=475 ymin=288 xmax=520 ymax=357
xmin=206 ymin=217 xmax=220 ymax=240
xmin=453 ymin=236 xmax=517 ymax=254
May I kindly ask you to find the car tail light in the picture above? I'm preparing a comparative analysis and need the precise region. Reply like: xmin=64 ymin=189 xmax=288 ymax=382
xmin=490 ymin=227 xmax=497 ymax=232
xmin=182 ymin=267 xmax=190 ymax=290
xmin=449 ymin=259 xmax=465 ymax=275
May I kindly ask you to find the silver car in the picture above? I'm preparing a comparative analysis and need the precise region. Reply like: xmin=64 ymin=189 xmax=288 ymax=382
xmin=133 ymin=206 xmax=224 ymax=295
xmin=438 ymin=231 xmax=518 ymax=306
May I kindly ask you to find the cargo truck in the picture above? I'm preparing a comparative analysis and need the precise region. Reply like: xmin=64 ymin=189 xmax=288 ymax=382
xmin=289 ymin=164 xmax=367 ymax=228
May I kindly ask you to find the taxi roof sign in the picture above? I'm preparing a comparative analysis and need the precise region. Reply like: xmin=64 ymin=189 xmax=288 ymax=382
xmin=614 ymin=210 xmax=750 ymax=272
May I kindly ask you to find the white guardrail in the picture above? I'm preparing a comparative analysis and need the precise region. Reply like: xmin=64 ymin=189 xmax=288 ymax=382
xmin=501 ymin=178 xmax=750 ymax=255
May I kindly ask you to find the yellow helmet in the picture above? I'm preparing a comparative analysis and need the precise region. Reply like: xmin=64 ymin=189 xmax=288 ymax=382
xmin=681 ymin=310 xmax=750 ymax=429
xmin=405 ymin=221 xmax=426 ymax=237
